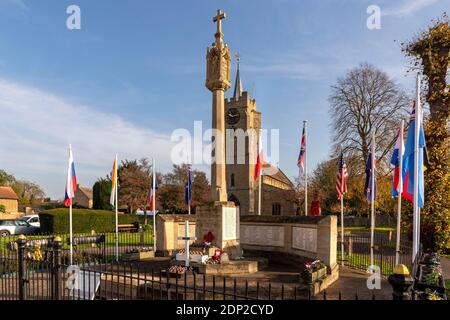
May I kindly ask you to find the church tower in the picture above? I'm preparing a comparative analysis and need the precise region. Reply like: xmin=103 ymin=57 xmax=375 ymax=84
xmin=225 ymin=55 xmax=261 ymax=215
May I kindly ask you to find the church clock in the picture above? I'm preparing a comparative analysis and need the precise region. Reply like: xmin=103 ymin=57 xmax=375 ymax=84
xmin=226 ymin=108 xmax=240 ymax=125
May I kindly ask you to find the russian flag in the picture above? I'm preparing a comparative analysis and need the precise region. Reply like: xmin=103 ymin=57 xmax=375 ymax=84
xmin=390 ymin=127 xmax=404 ymax=197
xmin=64 ymin=145 xmax=77 ymax=207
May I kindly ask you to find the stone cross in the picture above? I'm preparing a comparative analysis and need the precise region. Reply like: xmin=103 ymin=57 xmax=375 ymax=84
xmin=213 ymin=9 xmax=226 ymax=46
xmin=177 ymin=220 xmax=197 ymax=267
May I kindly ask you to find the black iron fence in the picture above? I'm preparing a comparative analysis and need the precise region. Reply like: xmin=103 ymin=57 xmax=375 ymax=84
xmin=0 ymin=236 xmax=390 ymax=301
xmin=0 ymin=229 xmax=154 ymax=264
xmin=337 ymin=232 xmax=413 ymax=277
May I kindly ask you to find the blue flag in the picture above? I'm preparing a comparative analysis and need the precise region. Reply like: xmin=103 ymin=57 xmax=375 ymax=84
xmin=402 ymin=101 xmax=426 ymax=208
xmin=364 ymin=151 xmax=377 ymax=203
xmin=184 ymin=166 xmax=192 ymax=205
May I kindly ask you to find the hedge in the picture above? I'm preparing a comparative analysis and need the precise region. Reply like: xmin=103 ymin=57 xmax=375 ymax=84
xmin=39 ymin=208 xmax=141 ymax=234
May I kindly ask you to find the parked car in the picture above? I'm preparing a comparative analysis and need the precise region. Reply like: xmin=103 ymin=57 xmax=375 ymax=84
xmin=0 ymin=219 xmax=38 ymax=237
xmin=20 ymin=214 xmax=40 ymax=228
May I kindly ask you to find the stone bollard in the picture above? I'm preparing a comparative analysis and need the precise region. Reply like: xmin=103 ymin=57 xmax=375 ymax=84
xmin=51 ymin=236 xmax=63 ymax=300
xmin=16 ymin=234 xmax=28 ymax=300
xmin=388 ymin=264 xmax=413 ymax=300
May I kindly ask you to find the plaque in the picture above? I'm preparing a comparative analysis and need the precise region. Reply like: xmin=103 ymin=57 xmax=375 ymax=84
xmin=292 ymin=227 xmax=317 ymax=252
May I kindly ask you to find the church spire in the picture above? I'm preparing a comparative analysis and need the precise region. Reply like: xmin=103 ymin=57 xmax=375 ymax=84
xmin=233 ymin=53 xmax=242 ymax=101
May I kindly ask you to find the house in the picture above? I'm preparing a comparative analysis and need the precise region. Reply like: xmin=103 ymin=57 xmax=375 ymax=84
xmin=0 ymin=186 xmax=19 ymax=214
xmin=73 ymin=185 xmax=93 ymax=209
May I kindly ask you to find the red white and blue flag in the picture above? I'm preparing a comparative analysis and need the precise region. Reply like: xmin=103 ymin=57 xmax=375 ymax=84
xmin=390 ymin=127 xmax=404 ymax=197
xmin=297 ymin=125 xmax=306 ymax=173
xmin=64 ymin=145 xmax=77 ymax=207
xmin=150 ymin=174 xmax=158 ymax=212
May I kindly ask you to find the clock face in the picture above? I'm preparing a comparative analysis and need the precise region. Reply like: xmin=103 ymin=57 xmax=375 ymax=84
xmin=226 ymin=108 xmax=240 ymax=125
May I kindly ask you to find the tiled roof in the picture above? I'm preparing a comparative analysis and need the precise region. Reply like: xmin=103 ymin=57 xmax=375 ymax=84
xmin=78 ymin=186 xmax=93 ymax=199
xmin=0 ymin=186 xmax=19 ymax=200
xmin=262 ymin=163 xmax=294 ymax=188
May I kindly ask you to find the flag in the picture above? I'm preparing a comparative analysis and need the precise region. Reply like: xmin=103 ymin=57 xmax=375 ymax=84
xmin=364 ymin=151 xmax=377 ymax=203
xmin=184 ymin=165 xmax=192 ymax=205
xmin=150 ymin=174 xmax=158 ymax=211
xmin=402 ymin=100 xmax=427 ymax=208
xmin=109 ymin=156 xmax=117 ymax=206
xmin=64 ymin=145 xmax=77 ymax=207
xmin=390 ymin=128 xmax=404 ymax=197
xmin=336 ymin=151 xmax=348 ymax=199
xmin=297 ymin=125 xmax=306 ymax=173
xmin=254 ymin=133 xmax=263 ymax=181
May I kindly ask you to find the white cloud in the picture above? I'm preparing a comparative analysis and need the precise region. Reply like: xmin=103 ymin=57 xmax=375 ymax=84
xmin=382 ymin=0 xmax=440 ymax=17
xmin=0 ymin=78 xmax=175 ymax=199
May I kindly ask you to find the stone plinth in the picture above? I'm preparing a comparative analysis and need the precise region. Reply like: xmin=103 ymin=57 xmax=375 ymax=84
xmin=192 ymin=258 xmax=268 ymax=275
xmin=195 ymin=201 xmax=240 ymax=258
xmin=156 ymin=214 xmax=197 ymax=256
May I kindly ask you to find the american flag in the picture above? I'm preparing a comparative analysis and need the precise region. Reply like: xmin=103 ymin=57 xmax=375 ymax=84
xmin=336 ymin=151 xmax=348 ymax=199
xmin=297 ymin=125 xmax=306 ymax=173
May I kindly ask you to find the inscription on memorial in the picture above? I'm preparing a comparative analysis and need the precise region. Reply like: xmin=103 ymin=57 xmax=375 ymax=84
xmin=241 ymin=225 xmax=284 ymax=247
xmin=292 ymin=227 xmax=317 ymax=252
xmin=222 ymin=207 xmax=238 ymax=240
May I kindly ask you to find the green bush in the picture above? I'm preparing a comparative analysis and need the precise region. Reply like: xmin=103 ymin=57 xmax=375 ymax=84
xmin=39 ymin=208 xmax=140 ymax=234
xmin=0 ymin=204 xmax=5 ymax=213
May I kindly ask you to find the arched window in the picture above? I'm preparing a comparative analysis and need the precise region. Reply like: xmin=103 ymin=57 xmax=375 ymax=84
xmin=231 ymin=173 xmax=235 ymax=187
xmin=272 ymin=203 xmax=281 ymax=215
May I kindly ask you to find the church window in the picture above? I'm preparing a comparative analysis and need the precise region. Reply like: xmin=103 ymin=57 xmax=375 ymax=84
xmin=272 ymin=203 xmax=281 ymax=215
xmin=231 ymin=173 xmax=235 ymax=187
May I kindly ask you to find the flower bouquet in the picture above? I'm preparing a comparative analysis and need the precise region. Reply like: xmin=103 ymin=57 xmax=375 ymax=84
xmin=301 ymin=259 xmax=327 ymax=284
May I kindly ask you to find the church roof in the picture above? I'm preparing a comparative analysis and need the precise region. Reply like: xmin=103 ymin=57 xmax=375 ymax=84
xmin=0 ymin=186 xmax=19 ymax=200
xmin=262 ymin=163 xmax=295 ymax=189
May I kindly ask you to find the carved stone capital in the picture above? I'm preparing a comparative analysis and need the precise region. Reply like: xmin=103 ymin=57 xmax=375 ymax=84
xmin=206 ymin=45 xmax=231 ymax=92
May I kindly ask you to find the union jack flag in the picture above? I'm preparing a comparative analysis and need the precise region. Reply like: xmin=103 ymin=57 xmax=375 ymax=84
xmin=336 ymin=151 xmax=348 ymax=199
xmin=297 ymin=125 xmax=306 ymax=173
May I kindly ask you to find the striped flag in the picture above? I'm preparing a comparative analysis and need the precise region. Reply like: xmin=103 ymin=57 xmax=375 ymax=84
xmin=109 ymin=156 xmax=118 ymax=206
xmin=336 ymin=151 xmax=348 ymax=199
xmin=150 ymin=173 xmax=158 ymax=211
xmin=64 ymin=145 xmax=77 ymax=207
xmin=254 ymin=133 xmax=263 ymax=181
xmin=297 ymin=125 xmax=306 ymax=173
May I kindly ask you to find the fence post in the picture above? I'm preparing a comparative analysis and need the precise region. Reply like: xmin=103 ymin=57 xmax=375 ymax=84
xmin=52 ymin=236 xmax=63 ymax=300
xmin=16 ymin=234 xmax=27 ymax=300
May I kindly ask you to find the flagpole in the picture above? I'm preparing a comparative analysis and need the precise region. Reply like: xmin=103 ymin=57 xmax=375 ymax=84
xmin=340 ymin=196 xmax=345 ymax=266
xmin=69 ymin=144 xmax=73 ymax=265
xmin=188 ymin=165 xmax=191 ymax=215
xmin=370 ymin=132 xmax=375 ymax=269
xmin=304 ymin=120 xmax=308 ymax=216
xmin=152 ymin=157 xmax=157 ymax=253
xmin=395 ymin=120 xmax=404 ymax=265
xmin=258 ymin=173 xmax=262 ymax=215
xmin=115 ymin=154 xmax=119 ymax=262
xmin=340 ymin=146 xmax=345 ymax=266
xmin=413 ymin=74 xmax=421 ymax=262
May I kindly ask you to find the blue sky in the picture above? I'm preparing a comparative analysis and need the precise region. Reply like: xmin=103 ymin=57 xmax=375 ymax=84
xmin=0 ymin=0 xmax=447 ymax=199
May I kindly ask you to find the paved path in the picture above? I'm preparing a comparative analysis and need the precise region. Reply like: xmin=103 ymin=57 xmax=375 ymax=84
xmin=314 ymin=266 xmax=392 ymax=300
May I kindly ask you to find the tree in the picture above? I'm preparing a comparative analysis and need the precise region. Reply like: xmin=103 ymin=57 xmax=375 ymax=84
xmin=0 ymin=169 xmax=16 ymax=186
xmin=12 ymin=180 xmax=45 ymax=206
xmin=93 ymin=178 xmax=112 ymax=210
xmin=118 ymin=159 xmax=151 ymax=215
xmin=329 ymin=63 xmax=410 ymax=173
xmin=160 ymin=164 xmax=210 ymax=213
xmin=402 ymin=14 xmax=450 ymax=253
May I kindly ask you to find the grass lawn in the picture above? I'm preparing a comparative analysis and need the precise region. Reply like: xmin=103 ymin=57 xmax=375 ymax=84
xmin=343 ymin=227 xmax=396 ymax=232
xmin=0 ymin=230 xmax=154 ymax=255
xmin=337 ymin=252 xmax=396 ymax=276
